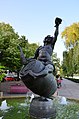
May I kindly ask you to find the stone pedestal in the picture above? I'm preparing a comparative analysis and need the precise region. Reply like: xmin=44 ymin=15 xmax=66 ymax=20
xmin=29 ymin=97 xmax=56 ymax=119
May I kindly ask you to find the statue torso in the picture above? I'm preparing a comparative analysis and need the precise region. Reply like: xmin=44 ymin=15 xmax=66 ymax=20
xmin=38 ymin=45 xmax=53 ymax=62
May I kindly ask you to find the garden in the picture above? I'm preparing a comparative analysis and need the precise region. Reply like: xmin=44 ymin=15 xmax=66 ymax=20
xmin=0 ymin=15 xmax=79 ymax=119
xmin=0 ymin=97 xmax=79 ymax=119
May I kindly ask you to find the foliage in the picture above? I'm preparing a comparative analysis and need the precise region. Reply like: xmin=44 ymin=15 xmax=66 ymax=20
xmin=62 ymin=45 xmax=79 ymax=76
xmin=65 ymin=77 xmax=79 ymax=83
xmin=52 ymin=52 xmax=61 ymax=75
xmin=0 ymin=22 xmax=20 ymax=70
xmin=61 ymin=22 xmax=79 ymax=76
xmin=61 ymin=23 xmax=79 ymax=49
xmin=0 ymin=72 xmax=5 ymax=82
xmin=0 ymin=65 xmax=6 ymax=82
xmin=0 ymin=98 xmax=30 ymax=119
xmin=56 ymin=103 xmax=79 ymax=119
xmin=0 ymin=22 xmax=38 ymax=71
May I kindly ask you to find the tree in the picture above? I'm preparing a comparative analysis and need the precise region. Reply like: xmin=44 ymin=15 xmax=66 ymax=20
xmin=61 ymin=23 xmax=79 ymax=49
xmin=0 ymin=22 xmax=20 ymax=70
xmin=0 ymin=22 xmax=38 ymax=71
xmin=0 ymin=65 xmax=6 ymax=82
xmin=61 ymin=22 xmax=79 ymax=76
xmin=52 ymin=52 xmax=61 ymax=75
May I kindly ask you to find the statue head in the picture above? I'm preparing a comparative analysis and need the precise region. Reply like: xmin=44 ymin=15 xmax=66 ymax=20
xmin=43 ymin=35 xmax=53 ymax=45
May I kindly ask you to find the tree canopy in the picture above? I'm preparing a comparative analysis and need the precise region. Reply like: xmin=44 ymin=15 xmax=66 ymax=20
xmin=61 ymin=22 xmax=79 ymax=76
xmin=61 ymin=23 xmax=79 ymax=49
xmin=0 ymin=22 xmax=38 ymax=71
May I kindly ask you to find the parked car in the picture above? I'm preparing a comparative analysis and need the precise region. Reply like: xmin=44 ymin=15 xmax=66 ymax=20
xmin=4 ymin=77 xmax=15 ymax=81
xmin=4 ymin=70 xmax=17 ymax=81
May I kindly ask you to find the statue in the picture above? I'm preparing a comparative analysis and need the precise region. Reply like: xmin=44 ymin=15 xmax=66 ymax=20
xmin=19 ymin=17 xmax=62 ymax=98
xmin=19 ymin=17 xmax=62 ymax=118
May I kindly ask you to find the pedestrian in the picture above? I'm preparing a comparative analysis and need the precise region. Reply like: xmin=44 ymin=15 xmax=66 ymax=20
xmin=56 ymin=74 xmax=62 ymax=88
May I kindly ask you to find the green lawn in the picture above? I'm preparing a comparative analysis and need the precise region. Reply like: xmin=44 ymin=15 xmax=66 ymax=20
xmin=0 ymin=98 xmax=30 ymax=119
xmin=0 ymin=98 xmax=79 ymax=119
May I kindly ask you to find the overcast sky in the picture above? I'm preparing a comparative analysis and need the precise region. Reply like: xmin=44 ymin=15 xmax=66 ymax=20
xmin=0 ymin=0 xmax=79 ymax=62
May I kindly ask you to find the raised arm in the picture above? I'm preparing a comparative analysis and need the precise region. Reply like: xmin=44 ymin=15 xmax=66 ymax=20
xmin=52 ymin=25 xmax=59 ymax=46
xmin=52 ymin=17 xmax=62 ymax=48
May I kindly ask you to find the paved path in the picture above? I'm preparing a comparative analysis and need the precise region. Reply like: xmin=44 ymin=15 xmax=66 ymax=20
xmin=57 ymin=78 xmax=79 ymax=100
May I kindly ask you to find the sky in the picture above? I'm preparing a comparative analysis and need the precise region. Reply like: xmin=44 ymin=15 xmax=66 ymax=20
xmin=0 ymin=0 xmax=79 ymax=62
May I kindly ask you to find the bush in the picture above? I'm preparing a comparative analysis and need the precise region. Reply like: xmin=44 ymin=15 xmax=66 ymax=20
xmin=0 ymin=65 xmax=6 ymax=82
xmin=65 ymin=77 xmax=79 ymax=83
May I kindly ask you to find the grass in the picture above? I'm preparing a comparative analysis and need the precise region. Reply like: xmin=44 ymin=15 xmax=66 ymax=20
xmin=0 ymin=98 xmax=79 ymax=119
xmin=0 ymin=98 xmax=30 ymax=119
xmin=56 ymin=102 xmax=79 ymax=119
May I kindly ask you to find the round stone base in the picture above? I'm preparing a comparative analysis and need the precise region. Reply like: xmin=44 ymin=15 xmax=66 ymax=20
xmin=29 ymin=97 xmax=56 ymax=119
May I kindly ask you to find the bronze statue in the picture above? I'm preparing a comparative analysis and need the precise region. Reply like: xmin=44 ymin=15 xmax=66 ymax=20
xmin=19 ymin=17 xmax=62 ymax=98
xmin=34 ymin=17 xmax=62 ymax=73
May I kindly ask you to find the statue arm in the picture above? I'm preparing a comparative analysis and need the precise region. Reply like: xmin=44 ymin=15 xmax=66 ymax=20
xmin=52 ymin=25 xmax=59 ymax=46
xmin=34 ymin=47 xmax=39 ymax=59
xmin=34 ymin=46 xmax=42 ymax=59
xmin=52 ymin=17 xmax=62 ymax=49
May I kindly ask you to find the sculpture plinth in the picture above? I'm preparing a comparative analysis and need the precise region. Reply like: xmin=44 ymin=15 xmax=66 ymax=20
xmin=29 ymin=97 xmax=56 ymax=119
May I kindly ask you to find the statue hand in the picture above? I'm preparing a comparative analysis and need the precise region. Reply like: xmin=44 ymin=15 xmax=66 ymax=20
xmin=54 ymin=17 xmax=62 ymax=27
